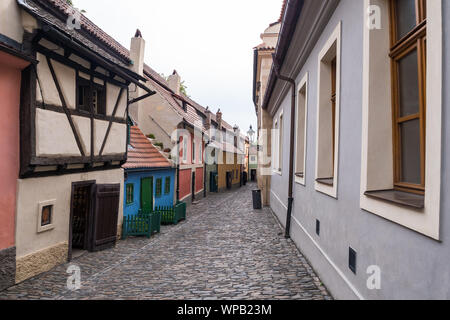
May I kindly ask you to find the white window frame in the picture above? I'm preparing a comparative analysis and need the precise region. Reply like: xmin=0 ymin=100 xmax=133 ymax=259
xmin=278 ymin=112 xmax=283 ymax=174
xmin=314 ymin=22 xmax=341 ymax=198
xmin=183 ymin=138 xmax=187 ymax=163
xmin=295 ymin=72 xmax=309 ymax=186
xmin=37 ymin=199 xmax=56 ymax=233
xmin=273 ymin=119 xmax=279 ymax=173
xmin=360 ymin=0 xmax=442 ymax=240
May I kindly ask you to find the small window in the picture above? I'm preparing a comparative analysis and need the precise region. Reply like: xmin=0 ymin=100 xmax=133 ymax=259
xmin=37 ymin=200 xmax=56 ymax=233
xmin=156 ymin=178 xmax=162 ymax=197
xmin=126 ymin=184 xmax=134 ymax=204
xmin=164 ymin=177 xmax=171 ymax=195
xmin=76 ymin=77 xmax=106 ymax=115
xmin=41 ymin=205 xmax=52 ymax=226
xmin=77 ymin=78 xmax=91 ymax=113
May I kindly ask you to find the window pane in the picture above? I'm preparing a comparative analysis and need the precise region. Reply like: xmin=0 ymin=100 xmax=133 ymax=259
xmin=395 ymin=0 xmax=417 ymax=40
xmin=400 ymin=119 xmax=421 ymax=184
xmin=41 ymin=206 xmax=52 ymax=226
xmin=398 ymin=49 xmax=420 ymax=117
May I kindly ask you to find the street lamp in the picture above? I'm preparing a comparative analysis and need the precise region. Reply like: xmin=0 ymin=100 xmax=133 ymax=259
xmin=247 ymin=125 xmax=255 ymax=143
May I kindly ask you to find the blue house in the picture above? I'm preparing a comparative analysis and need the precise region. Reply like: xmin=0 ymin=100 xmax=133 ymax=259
xmin=123 ymin=126 xmax=176 ymax=217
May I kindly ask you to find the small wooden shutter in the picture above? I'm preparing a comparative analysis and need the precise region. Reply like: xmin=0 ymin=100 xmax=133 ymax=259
xmin=91 ymin=184 xmax=120 ymax=252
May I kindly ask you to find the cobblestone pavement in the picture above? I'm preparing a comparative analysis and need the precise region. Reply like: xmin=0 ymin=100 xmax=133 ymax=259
xmin=0 ymin=183 xmax=331 ymax=300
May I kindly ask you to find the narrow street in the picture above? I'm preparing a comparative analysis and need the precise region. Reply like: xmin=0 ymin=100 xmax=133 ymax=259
xmin=0 ymin=183 xmax=331 ymax=300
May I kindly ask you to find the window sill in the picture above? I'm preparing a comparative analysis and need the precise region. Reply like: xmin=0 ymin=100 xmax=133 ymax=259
xmin=316 ymin=178 xmax=334 ymax=186
xmin=364 ymin=190 xmax=424 ymax=209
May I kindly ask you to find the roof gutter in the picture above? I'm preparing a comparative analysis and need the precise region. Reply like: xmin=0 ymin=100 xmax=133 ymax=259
xmin=262 ymin=0 xmax=304 ymax=111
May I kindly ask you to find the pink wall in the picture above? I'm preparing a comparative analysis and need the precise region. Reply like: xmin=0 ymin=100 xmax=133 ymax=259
xmin=195 ymin=167 xmax=203 ymax=193
xmin=0 ymin=52 xmax=29 ymax=250
xmin=179 ymin=169 xmax=192 ymax=200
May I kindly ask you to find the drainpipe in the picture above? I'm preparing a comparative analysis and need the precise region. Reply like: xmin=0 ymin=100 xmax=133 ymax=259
xmin=273 ymin=58 xmax=296 ymax=239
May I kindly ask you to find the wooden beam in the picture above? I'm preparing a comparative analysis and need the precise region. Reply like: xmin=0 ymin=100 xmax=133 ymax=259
xmin=46 ymin=56 xmax=86 ymax=157
xmin=99 ymin=88 xmax=124 ymax=156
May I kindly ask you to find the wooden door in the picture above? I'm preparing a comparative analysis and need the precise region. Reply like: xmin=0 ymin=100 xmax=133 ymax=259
xmin=90 ymin=184 xmax=120 ymax=252
xmin=141 ymin=177 xmax=153 ymax=212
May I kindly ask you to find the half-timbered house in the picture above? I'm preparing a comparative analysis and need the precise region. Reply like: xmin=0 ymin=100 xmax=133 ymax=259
xmin=0 ymin=26 xmax=36 ymax=291
xmin=7 ymin=0 xmax=154 ymax=283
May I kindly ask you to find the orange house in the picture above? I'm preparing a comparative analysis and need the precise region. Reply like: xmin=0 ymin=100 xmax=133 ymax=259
xmin=0 ymin=39 xmax=34 ymax=290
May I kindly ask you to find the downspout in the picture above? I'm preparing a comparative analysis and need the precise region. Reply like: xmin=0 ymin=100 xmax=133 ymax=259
xmin=204 ymin=139 xmax=211 ymax=198
xmin=273 ymin=59 xmax=296 ymax=239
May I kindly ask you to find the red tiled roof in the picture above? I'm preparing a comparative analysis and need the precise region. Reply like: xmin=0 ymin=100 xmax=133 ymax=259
xmin=123 ymin=126 xmax=172 ymax=170
xmin=42 ymin=0 xmax=131 ymax=62
xmin=279 ymin=0 xmax=288 ymax=22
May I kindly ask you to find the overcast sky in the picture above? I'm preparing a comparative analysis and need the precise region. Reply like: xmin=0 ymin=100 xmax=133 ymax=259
xmin=74 ymin=0 xmax=282 ymax=134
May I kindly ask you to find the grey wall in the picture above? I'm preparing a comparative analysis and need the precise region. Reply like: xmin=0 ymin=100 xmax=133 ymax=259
xmin=0 ymin=247 xmax=16 ymax=291
xmin=270 ymin=0 xmax=450 ymax=299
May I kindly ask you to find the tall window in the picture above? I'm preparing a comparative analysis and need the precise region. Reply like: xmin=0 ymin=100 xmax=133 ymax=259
xmin=126 ymin=184 xmax=134 ymax=204
xmin=192 ymin=140 xmax=196 ymax=163
xmin=164 ymin=177 xmax=171 ymax=195
xmin=183 ymin=138 xmax=187 ymax=162
xmin=389 ymin=0 xmax=426 ymax=194
xmin=155 ymin=178 xmax=162 ymax=197
xmin=331 ymin=57 xmax=337 ymax=170
xmin=278 ymin=114 xmax=283 ymax=172
xmin=295 ymin=74 xmax=308 ymax=184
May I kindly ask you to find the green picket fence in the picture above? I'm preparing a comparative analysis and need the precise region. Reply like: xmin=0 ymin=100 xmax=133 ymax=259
xmin=122 ymin=202 xmax=186 ymax=239
xmin=122 ymin=211 xmax=161 ymax=240
xmin=158 ymin=202 xmax=187 ymax=225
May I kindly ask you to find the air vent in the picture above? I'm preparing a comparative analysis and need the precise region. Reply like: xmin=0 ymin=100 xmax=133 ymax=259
xmin=316 ymin=219 xmax=320 ymax=236
xmin=349 ymin=247 xmax=357 ymax=274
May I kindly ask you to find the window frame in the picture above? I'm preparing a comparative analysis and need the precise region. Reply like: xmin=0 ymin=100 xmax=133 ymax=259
xmin=314 ymin=22 xmax=342 ymax=198
xmin=278 ymin=113 xmax=284 ymax=173
xmin=126 ymin=183 xmax=134 ymax=205
xmin=389 ymin=0 xmax=427 ymax=194
xmin=76 ymin=75 xmax=107 ymax=116
xmin=294 ymin=72 xmax=309 ymax=186
xmin=360 ymin=0 xmax=442 ymax=240
xmin=164 ymin=176 xmax=171 ymax=195
xmin=155 ymin=178 xmax=163 ymax=197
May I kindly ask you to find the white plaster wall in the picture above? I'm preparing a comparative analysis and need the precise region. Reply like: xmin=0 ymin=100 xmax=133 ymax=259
xmin=35 ymin=108 xmax=81 ymax=157
xmin=106 ymin=83 xmax=127 ymax=118
xmin=36 ymin=53 xmax=76 ymax=109
xmin=138 ymin=91 xmax=182 ymax=149
xmin=0 ymin=0 xmax=23 ymax=42
xmin=15 ymin=169 xmax=124 ymax=258
xmin=73 ymin=115 xmax=91 ymax=156
xmin=94 ymin=120 xmax=127 ymax=155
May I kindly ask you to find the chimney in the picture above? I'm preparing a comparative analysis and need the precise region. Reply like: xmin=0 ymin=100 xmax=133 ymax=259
xmin=168 ymin=70 xmax=181 ymax=95
xmin=233 ymin=125 xmax=240 ymax=148
xmin=130 ymin=29 xmax=145 ymax=76
xmin=205 ymin=106 xmax=212 ymax=131
xmin=129 ymin=29 xmax=146 ymax=123
xmin=216 ymin=108 xmax=222 ymax=131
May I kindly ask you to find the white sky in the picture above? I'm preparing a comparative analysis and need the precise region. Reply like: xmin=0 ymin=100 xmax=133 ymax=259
xmin=74 ymin=0 xmax=282 ymax=134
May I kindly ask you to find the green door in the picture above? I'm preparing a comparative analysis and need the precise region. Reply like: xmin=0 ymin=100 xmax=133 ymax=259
xmin=141 ymin=177 xmax=153 ymax=212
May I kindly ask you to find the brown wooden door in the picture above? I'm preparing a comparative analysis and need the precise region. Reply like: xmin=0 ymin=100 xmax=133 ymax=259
xmin=90 ymin=184 xmax=120 ymax=252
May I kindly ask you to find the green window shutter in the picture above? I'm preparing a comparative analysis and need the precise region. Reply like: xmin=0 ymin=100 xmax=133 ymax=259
xmin=165 ymin=177 xmax=171 ymax=194
xmin=156 ymin=178 xmax=162 ymax=197
xmin=126 ymin=184 xmax=134 ymax=204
